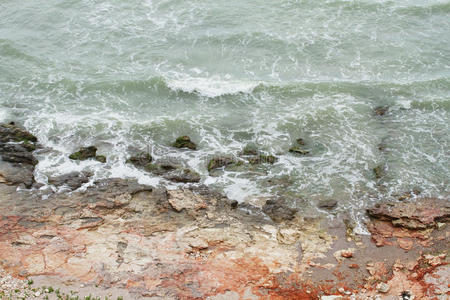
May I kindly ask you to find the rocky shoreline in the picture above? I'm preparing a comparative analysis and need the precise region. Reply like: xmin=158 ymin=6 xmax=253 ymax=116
xmin=0 ymin=123 xmax=448 ymax=299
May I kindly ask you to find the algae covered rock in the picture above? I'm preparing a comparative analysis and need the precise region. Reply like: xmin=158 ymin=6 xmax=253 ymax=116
xmin=69 ymin=146 xmax=106 ymax=163
xmin=0 ymin=122 xmax=37 ymax=144
xmin=173 ymin=136 xmax=197 ymax=150
xmin=207 ymin=156 xmax=234 ymax=172
xmin=127 ymin=152 xmax=153 ymax=168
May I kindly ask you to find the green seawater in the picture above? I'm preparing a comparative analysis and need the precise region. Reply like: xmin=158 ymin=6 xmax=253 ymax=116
xmin=1 ymin=0 xmax=449 ymax=228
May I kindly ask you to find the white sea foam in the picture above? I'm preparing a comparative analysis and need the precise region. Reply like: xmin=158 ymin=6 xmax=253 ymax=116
xmin=166 ymin=75 xmax=259 ymax=98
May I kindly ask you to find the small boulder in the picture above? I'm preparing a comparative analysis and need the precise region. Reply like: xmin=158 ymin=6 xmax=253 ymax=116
xmin=173 ymin=136 xmax=197 ymax=150
xmin=207 ymin=156 xmax=234 ymax=172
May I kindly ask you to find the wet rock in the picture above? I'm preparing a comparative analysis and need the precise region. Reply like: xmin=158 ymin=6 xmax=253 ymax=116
xmin=172 ymin=136 xmax=197 ymax=150
xmin=146 ymin=162 xmax=200 ymax=183
xmin=318 ymin=199 xmax=338 ymax=210
xmin=374 ymin=106 xmax=388 ymax=116
xmin=0 ymin=123 xmax=37 ymax=144
xmin=48 ymin=171 xmax=92 ymax=190
xmin=296 ymin=138 xmax=306 ymax=145
xmin=0 ymin=144 xmax=37 ymax=165
xmin=367 ymin=198 xmax=449 ymax=229
xmin=69 ymin=146 xmax=98 ymax=160
xmin=162 ymin=168 xmax=201 ymax=183
xmin=0 ymin=123 xmax=38 ymax=187
xmin=247 ymin=154 xmax=277 ymax=165
xmin=126 ymin=152 xmax=153 ymax=168
xmin=262 ymin=199 xmax=297 ymax=223
xmin=0 ymin=161 xmax=34 ymax=188
xmin=95 ymin=155 xmax=106 ymax=163
xmin=146 ymin=162 xmax=179 ymax=175
xmin=207 ymin=156 xmax=234 ymax=172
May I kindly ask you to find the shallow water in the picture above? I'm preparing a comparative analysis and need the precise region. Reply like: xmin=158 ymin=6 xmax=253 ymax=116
xmin=1 ymin=0 xmax=449 ymax=228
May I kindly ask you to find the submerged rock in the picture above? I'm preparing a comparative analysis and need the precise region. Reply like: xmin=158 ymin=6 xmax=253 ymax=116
xmin=318 ymin=199 xmax=338 ymax=210
xmin=207 ymin=156 xmax=234 ymax=172
xmin=296 ymin=138 xmax=306 ymax=145
xmin=262 ymin=199 xmax=297 ymax=223
xmin=374 ymin=106 xmax=388 ymax=116
xmin=69 ymin=146 xmax=106 ymax=163
xmin=373 ymin=165 xmax=385 ymax=179
xmin=289 ymin=147 xmax=310 ymax=155
xmin=247 ymin=154 xmax=278 ymax=165
xmin=289 ymin=137 xmax=310 ymax=155
xmin=242 ymin=143 xmax=258 ymax=156
xmin=173 ymin=136 xmax=197 ymax=150
xmin=126 ymin=152 xmax=153 ymax=168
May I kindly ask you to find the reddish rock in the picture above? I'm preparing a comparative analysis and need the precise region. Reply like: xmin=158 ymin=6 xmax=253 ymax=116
xmin=367 ymin=198 xmax=449 ymax=229
xmin=397 ymin=238 xmax=413 ymax=250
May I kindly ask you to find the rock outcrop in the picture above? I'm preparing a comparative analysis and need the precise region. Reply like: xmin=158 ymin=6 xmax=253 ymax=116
xmin=0 ymin=123 xmax=38 ymax=188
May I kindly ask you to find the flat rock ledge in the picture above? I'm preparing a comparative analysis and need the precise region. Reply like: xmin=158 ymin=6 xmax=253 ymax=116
xmin=0 ymin=179 xmax=448 ymax=299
